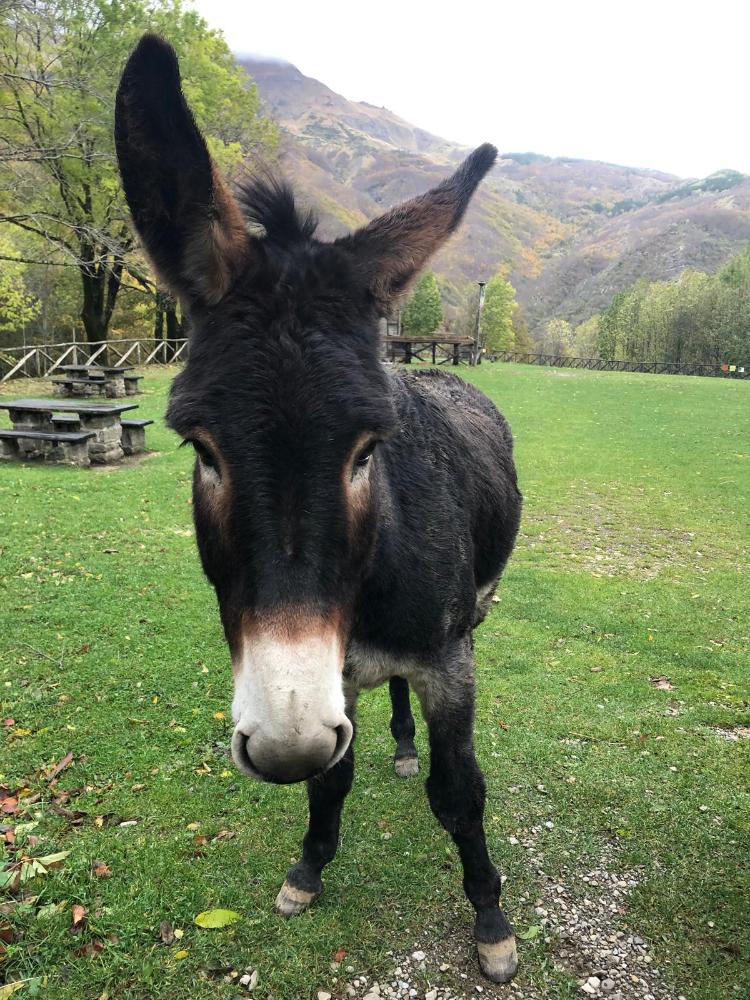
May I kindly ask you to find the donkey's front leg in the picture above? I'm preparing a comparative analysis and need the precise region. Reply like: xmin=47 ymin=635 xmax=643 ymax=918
xmin=420 ymin=659 xmax=517 ymax=983
xmin=274 ymin=728 xmax=355 ymax=916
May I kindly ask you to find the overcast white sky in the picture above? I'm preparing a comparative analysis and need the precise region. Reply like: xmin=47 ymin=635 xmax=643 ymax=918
xmin=191 ymin=0 xmax=749 ymax=179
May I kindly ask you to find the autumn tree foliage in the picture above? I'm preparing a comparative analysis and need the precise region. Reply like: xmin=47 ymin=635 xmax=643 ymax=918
xmin=480 ymin=274 xmax=517 ymax=351
xmin=590 ymin=251 xmax=750 ymax=364
xmin=539 ymin=317 xmax=574 ymax=355
xmin=401 ymin=270 xmax=443 ymax=336
xmin=0 ymin=0 xmax=276 ymax=343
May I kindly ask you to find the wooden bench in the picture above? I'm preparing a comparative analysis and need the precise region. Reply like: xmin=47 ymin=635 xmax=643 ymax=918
xmin=120 ymin=418 xmax=153 ymax=455
xmin=0 ymin=427 xmax=95 ymax=465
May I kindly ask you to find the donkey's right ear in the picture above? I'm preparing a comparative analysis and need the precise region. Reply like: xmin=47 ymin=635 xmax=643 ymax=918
xmin=115 ymin=34 xmax=248 ymax=307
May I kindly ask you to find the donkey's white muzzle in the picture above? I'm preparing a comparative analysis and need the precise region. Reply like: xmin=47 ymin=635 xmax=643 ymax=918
xmin=231 ymin=631 xmax=352 ymax=784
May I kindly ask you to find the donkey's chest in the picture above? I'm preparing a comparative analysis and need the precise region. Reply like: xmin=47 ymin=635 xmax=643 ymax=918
xmin=344 ymin=641 xmax=417 ymax=692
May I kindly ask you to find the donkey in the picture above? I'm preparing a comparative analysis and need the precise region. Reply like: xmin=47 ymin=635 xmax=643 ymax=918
xmin=115 ymin=35 xmax=523 ymax=983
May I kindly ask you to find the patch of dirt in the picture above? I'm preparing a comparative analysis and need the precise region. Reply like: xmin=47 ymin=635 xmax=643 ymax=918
xmin=519 ymin=488 xmax=721 ymax=579
xmin=91 ymin=450 xmax=161 ymax=472
xmin=320 ymin=843 xmax=682 ymax=999
xmin=712 ymin=725 xmax=750 ymax=741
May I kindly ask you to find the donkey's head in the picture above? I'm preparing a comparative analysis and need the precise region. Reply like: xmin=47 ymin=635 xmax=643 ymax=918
xmin=116 ymin=34 xmax=496 ymax=784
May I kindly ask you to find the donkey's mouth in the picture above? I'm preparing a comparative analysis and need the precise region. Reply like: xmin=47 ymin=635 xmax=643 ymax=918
xmin=231 ymin=719 xmax=352 ymax=785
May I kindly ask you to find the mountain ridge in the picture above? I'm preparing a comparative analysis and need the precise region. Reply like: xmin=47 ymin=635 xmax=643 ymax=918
xmin=240 ymin=56 xmax=750 ymax=332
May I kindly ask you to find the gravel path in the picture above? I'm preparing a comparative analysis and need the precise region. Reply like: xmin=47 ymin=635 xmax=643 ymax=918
xmin=316 ymin=843 xmax=686 ymax=1000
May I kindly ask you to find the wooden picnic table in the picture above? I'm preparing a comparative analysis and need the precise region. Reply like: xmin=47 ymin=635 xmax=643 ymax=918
xmin=57 ymin=364 xmax=135 ymax=376
xmin=0 ymin=398 xmax=140 ymax=465
xmin=384 ymin=336 xmax=474 ymax=366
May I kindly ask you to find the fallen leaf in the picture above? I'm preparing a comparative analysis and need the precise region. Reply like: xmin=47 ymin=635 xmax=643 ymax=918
xmin=71 ymin=904 xmax=87 ymax=927
xmin=518 ymin=924 xmax=542 ymax=940
xmin=74 ymin=940 xmax=105 ymax=958
xmin=590 ymin=666 xmax=603 ymax=673
xmin=36 ymin=850 xmax=70 ymax=868
xmin=0 ymin=870 xmax=20 ymax=892
xmin=650 ymin=676 xmax=674 ymax=691
xmin=3 ymin=720 xmax=14 ymax=728
xmin=159 ymin=920 xmax=175 ymax=945
xmin=1 ymin=798 xmax=18 ymax=816
xmin=194 ymin=908 xmax=241 ymax=929
xmin=333 ymin=947 xmax=347 ymax=962
xmin=91 ymin=860 xmax=111 ymax=878
xmin=0 ymin=982 xmax=27 ymax=999
xmin=173 ymin=928 xmax=184 ymax=940
xmin=49 ymin=803 xmax=86 ymax=825
xmin=173 ymin=949 xmax=189 ymax=960
xmin=46 ymin=751 xmax=73 ymax=783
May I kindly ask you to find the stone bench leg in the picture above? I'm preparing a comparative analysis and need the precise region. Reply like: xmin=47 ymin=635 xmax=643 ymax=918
xmin=121 ymin=425 xmax=146 ymax=455
xmin=80 ymin=415 xmax=124 ymax=464
xmin=0 ymin=439 xmax=18 ymax=460
xmin=106 ymin=377 xmax=126 ymax=399
xmin=54 ymin=441 xmax=91 ymax=465
xmin=124 ymin=380 xmax=139 ymax=396
xmin=17 ymin=438 xmax=48 ymax=460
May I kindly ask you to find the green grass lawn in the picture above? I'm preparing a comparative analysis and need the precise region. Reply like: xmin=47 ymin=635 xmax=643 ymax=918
xmin=1 ymin=363 xmax=748 ymax=999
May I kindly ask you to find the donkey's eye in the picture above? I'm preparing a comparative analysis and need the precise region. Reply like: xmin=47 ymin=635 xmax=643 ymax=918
xmin=189 ymin=439 xmax=218 ymax=470
xmin=354 ymin=441 xmax=376 ymax=472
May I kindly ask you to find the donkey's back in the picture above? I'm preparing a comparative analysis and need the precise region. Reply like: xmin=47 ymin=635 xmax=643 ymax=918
xmin=351 ymin=366 xmax=522 ymax=659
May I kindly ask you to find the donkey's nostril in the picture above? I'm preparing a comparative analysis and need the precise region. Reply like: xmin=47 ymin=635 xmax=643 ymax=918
xmin=231 ymin=728 xmax=256 ymax=776
xmin=333 ymin=723 xmax=351 ymax=761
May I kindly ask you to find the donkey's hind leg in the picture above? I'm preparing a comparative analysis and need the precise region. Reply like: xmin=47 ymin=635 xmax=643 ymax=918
xmin=275 ymin=699 xmax=356 ymax=916
xmin=389 ymin=676 xmax=419 ymax=777
xmin=414 ymin=641 xmax=517 ymax=983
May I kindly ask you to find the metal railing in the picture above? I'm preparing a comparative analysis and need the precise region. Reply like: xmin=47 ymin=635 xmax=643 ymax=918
xmin=0 ymin=338 xmax=188 ymax=383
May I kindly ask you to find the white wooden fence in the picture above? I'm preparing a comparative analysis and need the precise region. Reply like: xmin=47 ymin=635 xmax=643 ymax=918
xmin=0 ymin=338 xmax=189 ymax=383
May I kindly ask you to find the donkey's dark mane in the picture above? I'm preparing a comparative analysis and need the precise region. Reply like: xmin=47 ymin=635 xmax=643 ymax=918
xmin=237 ymin=172 xmax=318 ymax=249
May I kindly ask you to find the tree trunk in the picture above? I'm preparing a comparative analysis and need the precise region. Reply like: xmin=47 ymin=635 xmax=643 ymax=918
xmin=153 ymin=289 xmax=166 ymax=342
xmin=79 ymin=241 xmax=123 ymax=350
xmin=164 ymin=292 xmax=182 ymax=360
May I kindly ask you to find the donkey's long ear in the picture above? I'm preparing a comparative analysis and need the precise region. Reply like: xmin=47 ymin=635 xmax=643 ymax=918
xmin=115 ymin=34 xmax=248 ymax=306
xmin=337 ymin=144 xmax=497 ymax=314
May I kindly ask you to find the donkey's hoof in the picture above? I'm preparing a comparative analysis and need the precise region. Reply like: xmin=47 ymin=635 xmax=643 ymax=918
xmin=477 ymin=936 xmax=518 ymax=983
xmin=394 ymin=755 xmax=419 ymax=778
xmin=274 ymin=881 xmax=319 ymax=917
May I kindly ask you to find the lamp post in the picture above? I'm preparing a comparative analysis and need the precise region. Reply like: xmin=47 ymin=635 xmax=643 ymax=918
xmin=473 ymin=280 xmax=487 ymax=365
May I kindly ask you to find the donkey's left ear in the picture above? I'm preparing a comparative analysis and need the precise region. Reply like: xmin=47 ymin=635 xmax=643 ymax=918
xmin=115 ymin=34 xmax=248 ymax=306
xmin=336 ymin=144 xmax=497 ymax=315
